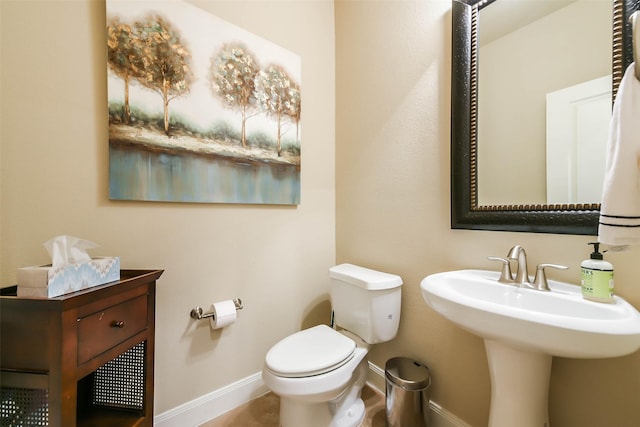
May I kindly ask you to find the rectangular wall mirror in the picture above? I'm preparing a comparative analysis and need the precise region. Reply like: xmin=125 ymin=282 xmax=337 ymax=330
xmin=450 ymin=0 xmax=638 ymax=234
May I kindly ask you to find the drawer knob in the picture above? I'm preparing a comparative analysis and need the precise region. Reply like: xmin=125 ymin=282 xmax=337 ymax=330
xmin=111 ymin=320 xmax=126 ymax=328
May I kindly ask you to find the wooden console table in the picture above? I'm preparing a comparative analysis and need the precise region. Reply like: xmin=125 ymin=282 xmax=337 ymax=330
xmin=0 ymin=269 xmax=163 ymax=427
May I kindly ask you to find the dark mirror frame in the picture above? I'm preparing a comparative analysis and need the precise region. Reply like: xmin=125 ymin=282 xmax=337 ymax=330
xmin=451 ymin=0 xmax=638 ymax=235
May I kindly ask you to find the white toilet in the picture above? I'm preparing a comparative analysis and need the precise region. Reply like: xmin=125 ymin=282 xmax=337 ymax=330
xmin=262 ymin=263 xmax=403 ymax=427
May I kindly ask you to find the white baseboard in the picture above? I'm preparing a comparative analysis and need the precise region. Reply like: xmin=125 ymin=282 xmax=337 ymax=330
xmin=155 ymin=364 xmax=471 ymax=427
xmin=154 ymin=372 xmax=269 ymax=427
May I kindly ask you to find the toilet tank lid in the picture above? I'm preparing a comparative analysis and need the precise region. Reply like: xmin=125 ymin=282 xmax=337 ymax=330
xmin=329 ymin=263 xmax=403 ymax=290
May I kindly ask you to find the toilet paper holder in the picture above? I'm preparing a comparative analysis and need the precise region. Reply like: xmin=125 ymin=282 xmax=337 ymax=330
xmin=190 ymin=298 xmax=243 ymax=320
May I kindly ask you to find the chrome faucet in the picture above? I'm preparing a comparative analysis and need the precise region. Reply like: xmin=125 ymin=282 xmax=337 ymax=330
xmin=490 ymin=245 xmax=569 ymax=291
xmin=507 ymin=245 xmax=530 ymax=285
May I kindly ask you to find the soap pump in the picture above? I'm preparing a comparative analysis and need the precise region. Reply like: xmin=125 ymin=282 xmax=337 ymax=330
xmin=580 ymin=242 xmax=614 ymax=303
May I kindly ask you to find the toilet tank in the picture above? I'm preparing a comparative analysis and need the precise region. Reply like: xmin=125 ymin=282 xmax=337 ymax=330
xmin=329 ymin=264 xmax=402 ymax=344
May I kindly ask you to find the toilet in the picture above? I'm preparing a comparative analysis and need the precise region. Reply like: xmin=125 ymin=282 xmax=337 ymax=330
xmin=262 ymin=263 xmax=403 ymax=427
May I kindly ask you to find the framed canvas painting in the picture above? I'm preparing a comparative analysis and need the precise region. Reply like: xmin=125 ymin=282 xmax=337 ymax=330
xmin=107 ymin=0 xmax=301 ymax=204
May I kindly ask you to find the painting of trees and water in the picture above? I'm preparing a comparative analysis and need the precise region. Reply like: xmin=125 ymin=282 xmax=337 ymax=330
xmin=106 ymin=0 xmax=301 ymax=204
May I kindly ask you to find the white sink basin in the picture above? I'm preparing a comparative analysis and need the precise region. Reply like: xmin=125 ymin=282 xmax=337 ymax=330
xmin=421 ymin=269 xmax=640 ymax=427
xmin=420 ymin=269 xmax=640 ymax=358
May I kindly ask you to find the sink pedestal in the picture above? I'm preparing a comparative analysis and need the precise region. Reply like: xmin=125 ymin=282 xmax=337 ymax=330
xmin=485 ymin=339 xmax=552 ymax=427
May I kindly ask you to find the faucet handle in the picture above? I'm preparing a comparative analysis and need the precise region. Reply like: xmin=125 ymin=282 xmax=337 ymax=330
xmin=533 ymin=263 xmax=569 ymax=291
xmin=487 ymin=256 xmax=514 ymax=283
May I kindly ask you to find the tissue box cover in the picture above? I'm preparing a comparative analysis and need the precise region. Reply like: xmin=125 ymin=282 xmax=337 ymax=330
xmin=17 ymin=257 xmax=120 ymax=298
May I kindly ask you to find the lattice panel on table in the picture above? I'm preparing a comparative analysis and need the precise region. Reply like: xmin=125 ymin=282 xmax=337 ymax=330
xmin=92 ymin=342 xmax=145 ymax=410
xmin=0 ymin=386 xmax=48 ymax=426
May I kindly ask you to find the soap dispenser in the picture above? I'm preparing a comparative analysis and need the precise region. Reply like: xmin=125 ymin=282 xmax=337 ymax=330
xmin=580 ymin=242 xmax=614 ymax=303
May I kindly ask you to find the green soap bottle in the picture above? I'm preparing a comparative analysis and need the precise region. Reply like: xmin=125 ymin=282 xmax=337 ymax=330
xmin=580 ymin=242 xmax=614 ymax=303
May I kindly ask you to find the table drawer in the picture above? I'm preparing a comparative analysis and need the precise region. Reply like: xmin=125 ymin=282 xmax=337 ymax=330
xmin=77 ymin=294 xmax=148 ymax=364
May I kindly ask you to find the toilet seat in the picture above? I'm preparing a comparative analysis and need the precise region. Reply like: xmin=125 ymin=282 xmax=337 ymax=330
xmin=265 ymin=325 xmax=356 ymax=378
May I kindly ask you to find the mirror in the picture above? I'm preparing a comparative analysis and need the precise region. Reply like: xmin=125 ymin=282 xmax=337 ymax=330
xmin=478 ymin=0 xmax=612 ymax=207
xmin=451 ymin=0 xmax=637 ymax=234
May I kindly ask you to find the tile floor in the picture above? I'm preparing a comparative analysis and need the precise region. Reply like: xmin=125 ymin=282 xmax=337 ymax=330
xmin=200 ymin=385 xmax=386 ymax=427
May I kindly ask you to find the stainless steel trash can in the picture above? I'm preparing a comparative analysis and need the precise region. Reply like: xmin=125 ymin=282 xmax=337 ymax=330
xmin=385 ymin=357 xmax=431 ymax=427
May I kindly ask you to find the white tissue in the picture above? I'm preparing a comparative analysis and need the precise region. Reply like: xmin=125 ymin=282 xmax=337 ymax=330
xmin=209 ymin=300 xmax=237 ymax=329
xmin=44 ymin=235 xmax=98 ymax=271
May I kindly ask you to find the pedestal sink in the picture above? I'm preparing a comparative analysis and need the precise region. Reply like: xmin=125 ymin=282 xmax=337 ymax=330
xmin=420 ymin=269 xmax=640 ymax=427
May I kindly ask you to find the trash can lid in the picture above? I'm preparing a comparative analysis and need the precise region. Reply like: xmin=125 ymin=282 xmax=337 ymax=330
xmin=385 ymin=357 xmax=431 ymax=391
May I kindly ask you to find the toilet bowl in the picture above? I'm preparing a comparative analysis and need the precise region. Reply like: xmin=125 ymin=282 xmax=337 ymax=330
xmin=262 ymin=264 xmax=403 ymax=427
xmin=262 ymin=325 xmax=370 ymax=427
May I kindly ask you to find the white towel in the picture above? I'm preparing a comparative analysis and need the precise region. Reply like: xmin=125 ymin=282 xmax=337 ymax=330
xmin=598 ymin=63 xmax=640 ymax=246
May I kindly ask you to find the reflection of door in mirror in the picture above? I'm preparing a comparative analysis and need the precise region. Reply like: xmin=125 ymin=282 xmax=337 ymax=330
xmin=477 ymin=0 xmax=612 ymax=207
xmin=546 ymin=75 xmax=611 ymax=204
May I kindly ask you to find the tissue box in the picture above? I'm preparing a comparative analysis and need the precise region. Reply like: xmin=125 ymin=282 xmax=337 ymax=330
xmin=17 ymin=257 xmax=120 ymax=298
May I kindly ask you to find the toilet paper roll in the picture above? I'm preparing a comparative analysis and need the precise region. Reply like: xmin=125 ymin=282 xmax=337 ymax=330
xmin=209 ymin=300 xmax=237 ymax=329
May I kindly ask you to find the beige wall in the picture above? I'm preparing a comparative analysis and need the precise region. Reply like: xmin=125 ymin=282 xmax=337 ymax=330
xmin=335 ymin=1 xmax=640 ymax=426
xmin=0 ymin=0 xmax=335 ymax=415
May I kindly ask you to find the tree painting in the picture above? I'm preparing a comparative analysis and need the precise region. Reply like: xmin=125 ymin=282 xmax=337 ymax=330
xmin=209 ymin=44 xmax=259 ymax=148
xmin=287 ymin=85 xmax=301 ymax=145
xmin=255 ymin=65 xmax=299 ymax=157
xmin=106 ymin=17 xmax=140 ymax=124
xmin=107 ymin=14 xmax=193 ymax=133
xmin=107 ymin=0 xmax=301 ymax=205
xmin=134 ymin=14 xmax=193 ymax=135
